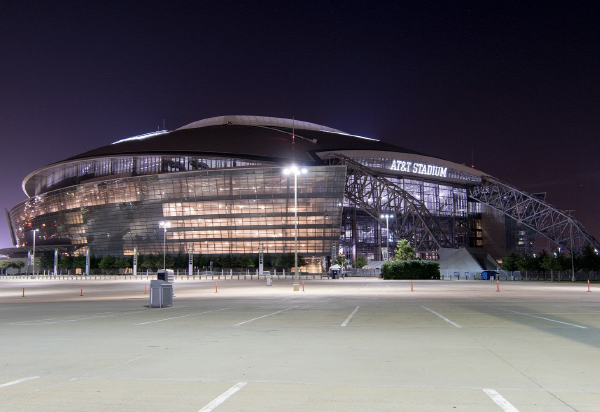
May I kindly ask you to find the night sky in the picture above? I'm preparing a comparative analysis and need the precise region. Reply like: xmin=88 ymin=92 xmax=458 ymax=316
xmin=1 ymin=1 xmax=599 ymax=250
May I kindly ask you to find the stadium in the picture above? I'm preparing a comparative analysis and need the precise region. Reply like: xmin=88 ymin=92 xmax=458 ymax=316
xmin=4 ymin=115 xmax=599 ymax=272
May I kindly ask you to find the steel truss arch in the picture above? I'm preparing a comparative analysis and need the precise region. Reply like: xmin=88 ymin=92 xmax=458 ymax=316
xmin=328 ymin=154 xmax=454 ymax=252
xmin=469 ymin=176 xmax=600 ymax=254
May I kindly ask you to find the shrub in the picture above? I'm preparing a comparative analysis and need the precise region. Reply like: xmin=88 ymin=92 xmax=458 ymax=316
xmin=381 ymin=260 xmax=440 ymax=280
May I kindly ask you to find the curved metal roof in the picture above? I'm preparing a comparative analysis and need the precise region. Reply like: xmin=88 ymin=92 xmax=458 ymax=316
xmin=63 ymin=116 xmax=424 ymax=164
xmin=22 ymin=115 xmax=454 ymax=196
xmin=176 ymin=115 xmax=346 ymax=133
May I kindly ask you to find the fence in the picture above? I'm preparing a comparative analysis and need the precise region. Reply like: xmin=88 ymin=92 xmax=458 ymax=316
xmin=440 ymin=269 xmax=599 ymax=281
xmin=0 ymin=269 xmax=341 ymax=281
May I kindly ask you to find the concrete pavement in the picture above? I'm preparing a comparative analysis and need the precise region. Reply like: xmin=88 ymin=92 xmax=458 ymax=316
xmin=0 ymin=278 xmax=599 ymax=411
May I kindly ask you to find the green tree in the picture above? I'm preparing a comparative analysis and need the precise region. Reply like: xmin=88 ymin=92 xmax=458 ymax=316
xmin=60 ymin=254 xmax=74 ymax=269
xmin=501 ymin=252 xmax=520 ymax=272
xmin=98 ymin=255 xmax=116 ymax=270
xmin=517 ymin=254 xmax=540 ymax=272
xmin=39 ymin=252 xmax=54 ymax=269
xmin=115 ymin=256 xmax=132 ymax=269
xmin=140 ymin=254 xmax=160 ymax=271
xmin=274 ymin=253 xmax=306 ymax=270
xmin=220 ymin=254 xmax=234 ymax=268
xmin=164 ymin=253 xmax=174 ymax=269
xmin=333 ymin=254 xmax=347 ymax=267
xmin=14 ymin=261 xmax=25 ymax=273
xmin=0 ymin=260 xmax=25 ymax=274
xmin=555 ymin=252 xmax=571 ymax=271
xmin=174 ymin=252 xmax=187 ymax=269
xmin=239 ymin=255 xmax=255 ymax=268
xmin=354 ymin=254 xmax=368 ymax=268
xmin=394 ymin=239 xmax=415 ymax=261
xmin=578 ymin=245 xmax=600 ymax=271
xmin=193 ymin=254 xmax=209 ymax=269
xmin=540 ymin=252 xmax=561 ymax=272
xmin=73 ymin=255 xmax=86 ymax=269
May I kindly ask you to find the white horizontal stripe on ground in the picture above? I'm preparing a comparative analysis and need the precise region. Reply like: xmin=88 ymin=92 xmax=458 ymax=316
xmin=483 ymin=389 xmax=519 ymax=412
xmin=421 ymin=306 xmax=462 ymax=328
xmin=233 ymin=306 xmax=299 ymax=326
xmin=199 ymin=382 xmax=247 ymax=412
xmin=135 ymin=308 xmax=233 ymax=325
xmin=7 ymin=309 xmax=150 ymax=325
xmin=493 ymin=307 xmax=587 ymax=329
xmin=0 ymin=377 xmax=39 ymax=389
xmin=341 ymin=306 xmax=360 ymax=327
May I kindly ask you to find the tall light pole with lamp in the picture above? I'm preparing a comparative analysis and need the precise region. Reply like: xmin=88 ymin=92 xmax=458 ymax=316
xmin=565 ymin=210 xmax=576 ymax=282
xmin=283 ymin=165 xmax=307 ymax=291
xmin=380 ymin=214 xmax=392 ymax=260
xmin=32 ymin=228 xmax=38 ymax=276
xmin=159 ymin=221 xmax=171 ymax=270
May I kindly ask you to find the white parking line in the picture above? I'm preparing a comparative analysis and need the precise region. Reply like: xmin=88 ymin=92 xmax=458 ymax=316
xmin=233 ymin=306 xmax=299 ymax=326
xmin=199 ymin=382 xmax=247 ymax=412
xmin=483 ymin=389 xmax=519 ymax=412
xmin=0 ymin=376 xmax=39 ymax=389
xmin=341 ymin=306 xmax=360 ymax=327
xmin=421 ymin=306 xmax=462 ymax=328
xmin=493 ymin=307 xmax=587 ymax=329
xmin=7 ymin=309 xmax=149 ymax=326
xmin=135 ymin=308 xmax=233 ymax=325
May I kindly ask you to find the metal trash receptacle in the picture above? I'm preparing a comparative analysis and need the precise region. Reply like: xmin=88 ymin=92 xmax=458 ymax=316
xmin=266 ymin=275 xmax=273 ymax=286
xmin=331 ymin=269 xmax=339 ymax=279
xmin=149 ymin=280 xmax=173 ymax=308
xmin=157 ymin=269 xmax=175 ymax=282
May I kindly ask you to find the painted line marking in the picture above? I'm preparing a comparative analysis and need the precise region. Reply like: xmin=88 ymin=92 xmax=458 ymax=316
xmin=0 ymin=376 xmax=39 ymax=389
xmin=7 ymin=309 xmax=149 ymax=326
xmin=421 ymin=306 xmax=462 ymax=328
xmin=199 ymin=382 xmax=247 ymax=412
xmin=341 ymin=306 xmax=360 ymax=327
xmin=233 ymin=306 xmax=299 ymax=327
xmin=492 ymin=307 xmax=587 ymax=329
xmin=135 ymin=308 xmax=233 ymax=325
xmin=3 ymin=356 xmax=151 ymax=401
xmin=483 ymin=389 xmax=519 ymax=412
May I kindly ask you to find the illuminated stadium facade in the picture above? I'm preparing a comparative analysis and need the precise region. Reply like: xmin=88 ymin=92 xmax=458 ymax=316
xmin=5 ymin=115 xmax=599 ymax=267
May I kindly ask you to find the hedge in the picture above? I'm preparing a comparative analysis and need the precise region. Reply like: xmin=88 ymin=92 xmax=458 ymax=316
xmin=381 ymin=260 xmax=440 ymax=280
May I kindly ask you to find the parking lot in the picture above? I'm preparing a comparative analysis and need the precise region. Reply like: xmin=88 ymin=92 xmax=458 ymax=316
xmin=1 ymin=278 xmax=599 ymax=411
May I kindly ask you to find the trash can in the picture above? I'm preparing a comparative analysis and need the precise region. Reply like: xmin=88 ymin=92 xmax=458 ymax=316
xmin=149 ymin=280 xmax=173 ymax=308
xmin=331 ymin=269 xmax=339 ymax=279
xmin=157 ymin=269 xmax=174 ymax=282
xmin=266 ymin=275 xmax=273 ymax=286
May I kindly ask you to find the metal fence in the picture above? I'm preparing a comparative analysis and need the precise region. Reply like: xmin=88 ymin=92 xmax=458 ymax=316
xmin=0 ymin=269 xmax=341 ymax=281
xmin=440 ymin=269 xmax=599 ymax=281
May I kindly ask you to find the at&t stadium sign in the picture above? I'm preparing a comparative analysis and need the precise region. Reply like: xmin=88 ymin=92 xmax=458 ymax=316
xmin=389 ymin=159 xmax=448 ymax=178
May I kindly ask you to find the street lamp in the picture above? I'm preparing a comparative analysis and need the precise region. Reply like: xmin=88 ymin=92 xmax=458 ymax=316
xmin=32 ymin=229 xmax=38 ymax=276
xmin=380 ymin=214 xmax=392 ymax=260
xmin=565 ymin=210 xmax=576 ymax=282
xmin=283 ymin=165 xmax=307 ymax=291
xmin=381 ymin=215 xmax=394 ymax=260
xmin=159 ymin=221 xmax=171 ymax=270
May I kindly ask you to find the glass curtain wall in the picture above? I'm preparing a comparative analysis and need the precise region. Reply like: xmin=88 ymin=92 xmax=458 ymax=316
xmin=339 ymin=177 xmax=471 ymax=262
xmin=11 ymin=166 xmax=346 ymax=257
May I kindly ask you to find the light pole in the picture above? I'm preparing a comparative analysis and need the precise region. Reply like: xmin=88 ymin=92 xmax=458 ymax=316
xmin=381 ymin=214 xmax=392 ymax=260
xmin=159 ymin=221 xmax=171 ymax=270
xmin=32 ymin=229 xmax=38 ymax=276
xmin=566 ymin=210 xmax=576 ymax=282
xmin=283 ymin=165 xmax=307 ymax=291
